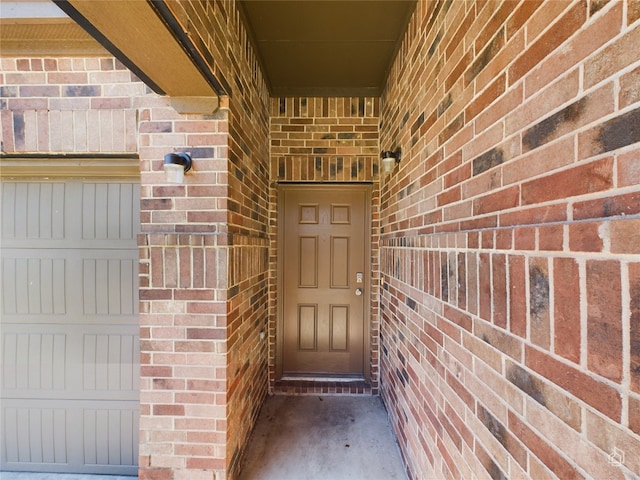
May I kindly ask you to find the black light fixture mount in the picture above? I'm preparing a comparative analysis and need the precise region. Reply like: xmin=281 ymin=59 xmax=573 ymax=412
xmin=163 ymin=152 xmax=192 ymax=183
xmin=380 ymin=147 xmax=401 ymax=176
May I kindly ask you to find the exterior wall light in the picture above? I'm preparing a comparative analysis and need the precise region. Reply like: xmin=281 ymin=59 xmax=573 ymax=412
xmin=164 ymin=152 xmax=192 ymax=184
xmin=380 ymin=148 xmax=401 ymax=177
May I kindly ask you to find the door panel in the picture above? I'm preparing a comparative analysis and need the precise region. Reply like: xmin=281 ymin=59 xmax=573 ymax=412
xmin=280 ymin=185 xmax=369 ymax=377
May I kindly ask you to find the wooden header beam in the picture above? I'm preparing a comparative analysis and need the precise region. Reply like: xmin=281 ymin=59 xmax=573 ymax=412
xmin=54 ymin=0 xmax=221 ymax=111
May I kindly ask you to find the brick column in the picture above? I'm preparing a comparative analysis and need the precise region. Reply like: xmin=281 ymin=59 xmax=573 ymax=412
xmin=137 ymin=98 xmax=230 ymax=480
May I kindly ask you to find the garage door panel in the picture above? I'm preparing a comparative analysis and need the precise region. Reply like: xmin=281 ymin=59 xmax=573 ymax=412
xmin=3 ymin=405 xmax=68 ymax=465
xmin=1 ymin=179 xmax=140 ymax=474
xmin=1 ymin=257 xmax=67 ymax=315
xmin=1 ymin=332 xmax=67 ymax=391
xmin=2 ymin=251 xmax=139 ymax=319
xmin=2 ymin=324 xmax=139 ymax=400
xmin=83 ymin=258 xmax=138 ymax=316
xmin=2 ymin=400 xmax=139 ymax=475
xmin=81 ymin=183 xmax=138 ymax=241
xmin=0 ymin=182 xmax=66 ymax=240
xmin=83 ymin=332 xmax=140 ymax=392
xmin=84 ymin=407 xmax=139 ymax=467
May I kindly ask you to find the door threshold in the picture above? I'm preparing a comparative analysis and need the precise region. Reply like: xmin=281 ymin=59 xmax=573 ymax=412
xmin=274 ymin=376 xmax=373 ymax=395
xmin=280 ymin=375 xmax=365 ymax=383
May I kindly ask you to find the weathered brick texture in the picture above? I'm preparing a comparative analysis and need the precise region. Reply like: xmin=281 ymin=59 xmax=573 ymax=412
xmin=379 ymin=1 xmax=640 ymax=479
xmin=0 ymin=57 xmax=141 ymax=153
xmin=137 ymin=0 xmax=271 ymax=477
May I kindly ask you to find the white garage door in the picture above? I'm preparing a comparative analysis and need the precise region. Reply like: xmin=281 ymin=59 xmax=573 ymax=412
xmin=1 ymin=179 xmax=140 ymax=475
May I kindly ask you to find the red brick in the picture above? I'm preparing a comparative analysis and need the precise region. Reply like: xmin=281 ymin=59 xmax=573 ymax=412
xmin=630 ymin=262 xmax=640 ymax=394
xmin=530 ymin=258 xmax=551 ymax=350
xmin=538 ymin=224 xmax=564 ymax=251
xmin=526 ymin=346 xmax=622 ymax=421
xmin=553 ymin=258 xmax=581 ymax=364
xmin=479 ymin=253 xmax=491 ymax=322
xmin=474 ymin=442 xmax=505 ymax=480
xmin=173 ymin=275 xmax=210 ymax=295
xmin=509 ymin=1 xmax=587 ymax=84
xmin=476 ymin=81 xmax=523 ymax=134
xmin=175 ymin=392 xmax=215 ymax=404
xmin=524 ymin=1 xmax=622 ymax=97
xmin=503 ymin=137 xmax=575 ymax=186
xmin=523 ymin=83 xmax=615 ymax=153
xmin=186 ymin=457 xmax=225 ymax=470
xmin=465 ymin=73 xmax=506 ymax=122
xmin=507 ymin=0 xmax=544 ymax=39
xmin=140 ymin=289 xmax=173 ymax=300
xmin=587 ymin=260 xmax=622 ymax=381
xmin=443 ymin=305 xmax=472 ymax=333
xmin=617 ymin=149 xmax=640 ymax=187
xmin=468 ymin=252 xmax=479 ymax=316
xmin=473 ymin=186 xmax=519 ymax=215
xmin=438 ymin=186 xmax=461 ymax=206
xmin=186 ymin=302 xmax=226 ymax=314
xmin=457 ymin=253 xmax=467 ymax=310
xmin=446 ymin=50 xmax=473 ymax=92
xmin=175 ymin=340 xmax=217 ymax=353
xmin=521 ymin=158 xmax=614 ymax=206
xmin=573 ymin=191 xmax=640 ymax=220
xmin=620 ymin=65 xmax=640 ymax=108
xmin=186 ymin=328 xmax=226 ymax=340
xmin=569 ymin=221 xmax=603 ymax=252
xmin=630 ymin=396 xmax=640 ymax=436
xmin=141 ymin=366 xmax=173 ymax=377
xmin=499 ymin=204 xmax=566 ymax=229
xmin=187 ymin=379 xmax=226 ymax=392
xmin=475 ymin=2 xmax=512 ymax=52
xmin=153 ymin=404 xmax=184 ymax=416
xmin=584 ymin=23 xmax=640 ymax=88
xmin=474 ymin=318 xmax=522 ymax=361
xmin=508 ymin=410 xmax=584 ymax=480
xmin=445 ymin=3 xmax=476 ymax=58
xmin=514 ymin=227 xmax=535 ymax=250
xmin=443 ymin=162 xmax=471 ymax=190
xmin=495 ymin=229 xmax=511 ymax=250
xmin=509 ymin=255 xmax=527 ymax=338
xmin=139 ymin=469 xmax=174 ymax=480
xmin=583 ymin=411 xmax=640 ymax=477
xmin=445 ymin=369 xmax=475 ymax=410
xmin=610 ymin=218 xmax=640 ymax=254
xmin=492 ymin=254 xmax=507 ymax=328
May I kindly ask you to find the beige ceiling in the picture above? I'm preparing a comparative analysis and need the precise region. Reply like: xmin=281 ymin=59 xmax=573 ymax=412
xmin=238 ymin=0 xmax=417 ymax=96
xmin=0 ymin=0 xmax=416 ymax=98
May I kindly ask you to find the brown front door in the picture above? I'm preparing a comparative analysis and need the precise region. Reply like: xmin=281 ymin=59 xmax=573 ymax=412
xmin=279 ymin=184 xmax=370 ymax=377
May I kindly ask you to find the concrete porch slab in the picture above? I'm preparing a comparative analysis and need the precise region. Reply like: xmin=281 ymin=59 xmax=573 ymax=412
xmin=239 ymin=395 xmax=407 ymax=480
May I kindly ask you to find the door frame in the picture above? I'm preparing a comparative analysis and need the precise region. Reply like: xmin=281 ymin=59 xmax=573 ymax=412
xmin=276 ymin=183 xmax=372 ymax=382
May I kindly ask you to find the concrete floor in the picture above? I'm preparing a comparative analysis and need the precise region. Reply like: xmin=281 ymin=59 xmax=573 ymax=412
xmin=239 ymin=395 xmax=407 ymax=480
xmin=2 ymin=396 xmax=405 ymax=480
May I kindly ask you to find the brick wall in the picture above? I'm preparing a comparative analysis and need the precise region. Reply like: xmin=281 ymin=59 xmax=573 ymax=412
xmin=137 ymin=1 xmax=271 ymax=479
xmin=0 ymin=56 xmax=142 ymax=153
xmin=138 ymin=100 xmax=231 ymax=480
xmin=268 ymin=97 xmax=382 ymax=394
xmin=379 ymin=1 xmax=640 ymax=479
